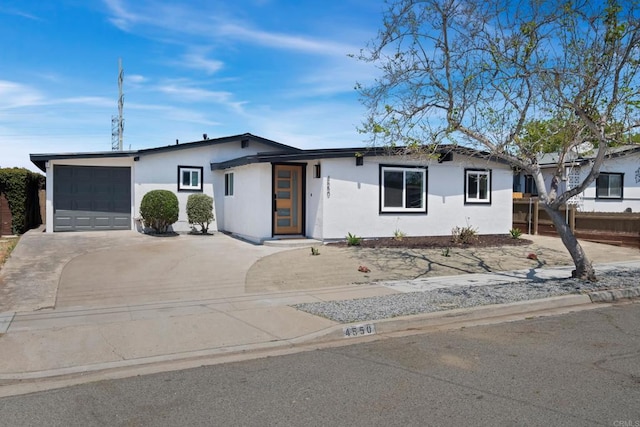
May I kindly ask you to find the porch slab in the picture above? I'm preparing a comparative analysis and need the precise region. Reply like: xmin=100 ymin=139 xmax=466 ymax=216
xmin=262 ymin=238 xmax=322 ymax=248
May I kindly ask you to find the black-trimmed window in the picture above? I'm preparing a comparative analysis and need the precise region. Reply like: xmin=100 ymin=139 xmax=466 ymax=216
xmin=225 ymin=172 xmax=234 ymax=196
xmin=524 ymin=175 xmax=538 ymax=196
xmin=596 ymin=172 xmax=623 ymax=199
xmin=178 ymin=166 xmax=203 ymax=192
xmin=380 ymin=165 xmax=427 ymax=213
xmin=465 ymin=169 xmax=491 ymax=204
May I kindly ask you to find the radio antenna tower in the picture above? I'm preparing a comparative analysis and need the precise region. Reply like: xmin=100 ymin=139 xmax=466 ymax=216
xmin=111 ymin=58 xmax=124 ymax=151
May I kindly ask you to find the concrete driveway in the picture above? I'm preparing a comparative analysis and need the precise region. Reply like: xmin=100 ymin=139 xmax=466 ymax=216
xmin=0 ymin=228 xmax=284 ymax=312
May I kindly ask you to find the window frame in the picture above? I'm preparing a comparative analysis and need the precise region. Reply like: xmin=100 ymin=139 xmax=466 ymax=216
xmin=379 ymin=165 xmax=428 ymax=214
xmin=177 ymin=166 xmax=203 ymax=192
xmin=225 ymin=172 xmax=234 ymax=196
xmin=595 ymin=172 xmax=623 ymax=199
xmin=464 ymin=169 xmax=492 ymax=205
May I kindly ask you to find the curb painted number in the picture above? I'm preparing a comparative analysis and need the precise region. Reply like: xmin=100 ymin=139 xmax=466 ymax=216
xmin=343 ymin=323 xmax=376 ymax=338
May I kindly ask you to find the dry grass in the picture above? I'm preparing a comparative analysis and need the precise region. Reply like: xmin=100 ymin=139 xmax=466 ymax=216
xmin=0 ymin=237 xmax=18 ymax=268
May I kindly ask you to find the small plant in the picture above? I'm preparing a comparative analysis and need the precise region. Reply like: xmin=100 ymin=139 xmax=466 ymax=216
xmin=186 ymin=193 xmax=214 ymax=234
xmin=441 ymin=247 xmax=451 ymax=257
xmin=346 ymin=232 xmax=362 ymax=246
xmin=311 ymin=247 xmax=320 ymax=256
xmin=451 ymin=225 xmax=478 ymax=244
xmin=358 ymin=265 xmax=371 ymax=273
xmin=527 ymin=253 xmax=538 ymax=260
xmin=509 ymin=228 xmax=523 ymax=239
xmin=140 ymin=190 xmax=179 ymax=234
xmin=393 ymin=229 xmax=406 ymax=241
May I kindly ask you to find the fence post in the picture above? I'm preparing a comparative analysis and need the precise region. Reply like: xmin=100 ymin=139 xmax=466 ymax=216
xmin=569 ymin=205 xmax=576 ymax=232
xmin=533 ymin=199 xmax=539 ymax=235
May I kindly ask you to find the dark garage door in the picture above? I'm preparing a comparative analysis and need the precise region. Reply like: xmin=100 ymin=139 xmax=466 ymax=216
xmin=53 ymin=165 xmax=131 ymax=231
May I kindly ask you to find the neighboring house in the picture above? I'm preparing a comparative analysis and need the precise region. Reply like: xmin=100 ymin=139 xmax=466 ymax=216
xmin=31 ymin=133 xmax=514 ymax=243
xmin=513 ymin=145 xmax=640 ymax=213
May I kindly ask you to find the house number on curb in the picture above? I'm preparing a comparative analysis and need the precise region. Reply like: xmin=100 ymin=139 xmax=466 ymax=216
xmin=326 ymin=176 xmax=331 ymax=198
xmin=343 ymin=323 xmax=376 ymax=338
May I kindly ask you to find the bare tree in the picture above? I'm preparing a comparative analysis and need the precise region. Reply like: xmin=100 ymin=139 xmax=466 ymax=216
xmin=357 ymin=0 xmax=640 ymax=280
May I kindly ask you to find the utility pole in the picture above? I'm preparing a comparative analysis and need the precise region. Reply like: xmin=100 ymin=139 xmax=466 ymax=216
xmin=111 ymin=58 xmax=124 ymax=151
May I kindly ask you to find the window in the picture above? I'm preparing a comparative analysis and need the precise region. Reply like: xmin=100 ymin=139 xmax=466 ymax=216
xmin=225 ymin=172 xmax=234 ymax=196
xmin=380 ymin=165 xmax=427 ymax=213
xmin=524 ymin=175 xmax=538 ymax=196
xmin=177 ymin=166 xmax=203 ymax=192
xmin=465 ymin=169 xmax=491 ymax=204
xmin=596 ymin=172 xmax=623 ymax=199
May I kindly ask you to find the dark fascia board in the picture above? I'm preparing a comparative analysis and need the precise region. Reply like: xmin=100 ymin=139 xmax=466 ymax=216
xmin=211 ymin=148 xmax=382 ymax=170
xmin=29 ymin=151 xmax=137 ymax=172
xmin=138 ymin=133 xmax=301 ymax=156
xmin=210 ymin=145 xmax=509 ymax=170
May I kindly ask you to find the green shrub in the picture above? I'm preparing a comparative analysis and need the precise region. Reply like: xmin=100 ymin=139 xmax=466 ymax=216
xmin=346 ymin=232 xmax=362 ymax=246
xmin=0 ymin=168 xmax=44 ymax=234
xmin=140 ymin=190 xmax=179 ymax=233
xmin=451 ymin=225 xmax=478 ymax=244
xmin=509 ymin=228 xmax=523 ymax=239
xmin=186 ymin=193 xmax=214 ymax=234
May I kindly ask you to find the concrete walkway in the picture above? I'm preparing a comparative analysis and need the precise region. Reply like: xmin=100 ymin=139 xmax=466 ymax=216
xmin=0 ymin=229 xmax=638 ymax=397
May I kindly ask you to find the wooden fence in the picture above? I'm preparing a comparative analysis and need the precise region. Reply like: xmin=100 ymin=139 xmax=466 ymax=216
xmin=0 ymin=192 xmax=12 ymax=237
xmin=513 ymin=198 xmax=640 ymax=248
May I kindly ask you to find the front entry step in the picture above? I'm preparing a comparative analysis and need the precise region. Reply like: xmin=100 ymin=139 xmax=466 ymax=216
xmin=262 ymin=238 xmax=322 ymax=248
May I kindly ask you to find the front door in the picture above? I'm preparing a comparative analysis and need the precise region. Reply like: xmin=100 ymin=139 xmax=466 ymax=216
xmin=273 ymin=164 xmax=303 ymax=235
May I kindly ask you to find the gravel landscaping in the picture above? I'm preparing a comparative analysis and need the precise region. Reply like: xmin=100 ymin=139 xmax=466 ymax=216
xmin=292 ymin=267 xmax=640 ymax=323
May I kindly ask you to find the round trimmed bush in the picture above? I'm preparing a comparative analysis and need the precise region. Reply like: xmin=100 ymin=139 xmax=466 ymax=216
xmin=186 ymin=193 xmax=214 ymax=234
xmin=139 ymin=190 xmax=179 ymax=233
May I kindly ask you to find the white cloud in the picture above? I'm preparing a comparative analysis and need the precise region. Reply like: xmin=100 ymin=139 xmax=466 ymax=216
xmin=0 ymin=7 xmax=42 ymax=21
xmin=216 ymin=23 xmax=357 ymax=56
xmin=180 ymin=53 xmax=224 ymax=74
xmin=127 ymin=74 xmax=146 ymax=84
xmin=0 ymin=81 xmax=44 ymax=109
xmin=101 ymin=0 xmax=358 ymax=57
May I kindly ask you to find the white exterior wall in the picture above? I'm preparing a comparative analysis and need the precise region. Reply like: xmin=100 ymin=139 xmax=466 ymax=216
xmin=305 ymin=162 xmax=323 ymax=239
xmin=317 ymin=156 xmax=513 ymax=240
xmin=134 ymin=141 xmax=283 ymax=233
xmin=134 ymin=146 xmax=216 ymax=232
xmin=45 ymin=157 xmax=135 ymax=233
xmin=218 ymin=163 xmax=272 ymax=243
xmin=539 ymin=153 xmax=640 ymax=213
xmin=578 ymin=154 xmax=640 ymax=212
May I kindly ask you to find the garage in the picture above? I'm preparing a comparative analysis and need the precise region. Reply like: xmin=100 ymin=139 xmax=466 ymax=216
xmin=53 ymin=165 xmax=131 ymax=231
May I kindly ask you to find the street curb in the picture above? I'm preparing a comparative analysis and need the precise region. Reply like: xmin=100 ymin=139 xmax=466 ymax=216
xmin=589 ymin=286 xmax=640 ymax=303
xmin=291 ymin=294 xmax=595 ymax=344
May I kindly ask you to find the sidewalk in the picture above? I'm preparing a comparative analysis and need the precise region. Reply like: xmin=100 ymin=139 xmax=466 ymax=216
xmin=0 ymin=231 xmax=639 ymax=397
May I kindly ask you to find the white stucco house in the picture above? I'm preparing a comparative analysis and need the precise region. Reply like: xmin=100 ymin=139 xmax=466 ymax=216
xmin=30 ymin=133 xmax=514 ymax=243
xmin=513 ymin=145 xmax=640 ymax=213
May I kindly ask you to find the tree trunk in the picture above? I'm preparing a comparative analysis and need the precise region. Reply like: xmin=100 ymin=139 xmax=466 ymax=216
xmin=541 ymin=204 xmax=596 ymax=281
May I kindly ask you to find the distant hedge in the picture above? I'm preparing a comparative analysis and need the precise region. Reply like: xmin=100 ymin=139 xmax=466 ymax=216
xmin=0 ymin=168 xmax=45 ymax=234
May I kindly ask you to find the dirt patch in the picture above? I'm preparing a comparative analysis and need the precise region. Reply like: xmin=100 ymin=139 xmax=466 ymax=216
xmin=0 ymin=238 xmax=18 ymax=269
xmin=246 ymin=237 xmax=561 ymax=293
xmin=246 ymin=234 xmax=640 ymax=293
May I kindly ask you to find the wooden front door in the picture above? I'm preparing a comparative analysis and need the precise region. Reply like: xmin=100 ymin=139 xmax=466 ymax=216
xmin=273 ymin=164 xmax=303 ymax=235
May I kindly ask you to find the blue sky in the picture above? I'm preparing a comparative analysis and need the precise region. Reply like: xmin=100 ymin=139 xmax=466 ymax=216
xmin=0 ymin=0 xmax=383 ymax=171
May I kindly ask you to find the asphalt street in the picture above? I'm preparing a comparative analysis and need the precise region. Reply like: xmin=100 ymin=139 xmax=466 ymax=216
xmin=1 ymin=302 xmax=639 ymax=426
